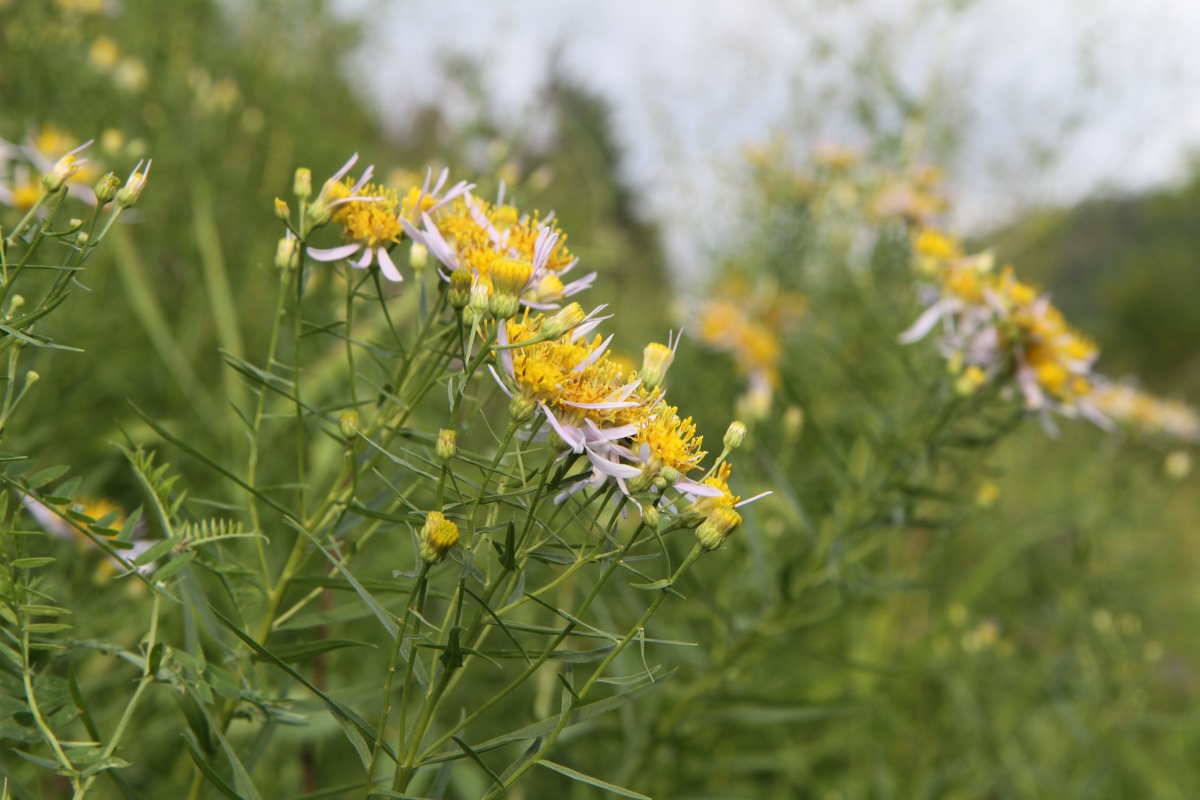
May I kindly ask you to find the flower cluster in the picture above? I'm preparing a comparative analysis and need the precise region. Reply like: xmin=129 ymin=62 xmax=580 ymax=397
xmin=491 ymin=305 xmax=747 ymax=520
xmin=0 ymin=125 xmax=151 ymax=212
xmin=899 ymin=226 xmax=1107 ymax=427
xmin=691 ymin=275 xmax=806 ymax=419
xmin=290 ymin=154 xmax=767 ymax=548
xmin=1091 ymin=381 xmax=1200 ymax=443
xmin=304 ymin=153 xmax=594 ymax=311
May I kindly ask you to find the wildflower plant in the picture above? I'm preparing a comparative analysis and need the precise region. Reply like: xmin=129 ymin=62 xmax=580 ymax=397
xmin=0 ymin=145 xmax=759 ymax=798
xmin=0 ymin=133 xmax=154 ymax=796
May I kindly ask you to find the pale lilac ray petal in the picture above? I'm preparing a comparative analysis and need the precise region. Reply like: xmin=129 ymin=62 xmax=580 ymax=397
xmin=308 ymin=243 xmax=363 ymax=262
xmin=377 ymin=247 xmax=404 ymax=282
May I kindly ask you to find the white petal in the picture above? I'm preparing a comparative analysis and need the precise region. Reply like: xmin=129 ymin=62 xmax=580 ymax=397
xmin=677 ymin=479 xmax=725 ymax=498
xmin=898 ymin=299 xmax=951 ymax=345
xmin=307 ymin=243 xmax=362 ymax=262
xmin=377 ymin=247 xmax=404 ymax=282
xmin=539 ymin=403 xmax=585 ymax=453
xmin=589 ymin=457 xmax=643 ymax=479
xmin=486 ymin=364 xmax=514 ymax=398
xmin=352 ymin=247 xmax=374 ymax=269
xmin=734 ymin=491 xmax=773 ymax=507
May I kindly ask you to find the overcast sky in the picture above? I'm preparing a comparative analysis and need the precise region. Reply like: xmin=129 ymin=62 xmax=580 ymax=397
xmin=344 ymin=0 xmax=1200 ymax=276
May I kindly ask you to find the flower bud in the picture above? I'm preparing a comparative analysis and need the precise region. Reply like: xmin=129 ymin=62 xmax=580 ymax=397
xmin=94 ymin=172 xmax=122 ymax=204
xmin=75 ymin=230 xmax=89 ymax=248
xmin=293 ymin=167 xmax=312 ymax=200
xmin=339 ymin=410 xmax=360 ymax=439
xmin=25 ymin=371 xmax=40 ymax=386
xmin=641 ymin=504 xmax=660 ymax=531
xmin=540 ymin=302 xmax=586 ymax=340
xmin=9 ymin=295 xmax=25 ymax=315
xmin=436 ymin=429 xmax=457 ymax=462
xmin=659 ymin=465 xmax=682 ymax=486
xmin=509 ymin=393 xmax=538 ymax=423
xmin=448 ymin=269 xmax=473 ymax=311
xmin=274 ymin=197 xmax=290 ymax=221
xmin=420 ymin=511 xmax=460 ymax=564
xmin=116 ymin=160 xmax=151 ymax=208
xmin=466 ymin=280 xmax=491 ymax=326
xmin=308 ymin=198 xmax=334 ymax=228
xmin=488 ymin=258 xmax=532 ymax=320
xmin=723 ymin=420 xmax=747 ymax=451
xmin=640 ymin=342 xmax=675 ymax=390
xmin=696 ymin=505 xmax=741 ymax=551
xmin=410 ymin=242 xmax=428 ymax=272
xmin=275 ymin=236 xmax=299 ymax=271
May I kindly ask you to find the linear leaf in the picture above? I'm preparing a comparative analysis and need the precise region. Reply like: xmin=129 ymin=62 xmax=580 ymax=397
xmin=211 ymin=607 xmax=397 ymax=765
xmin=537 ymin=760 xmax=651 ymax=799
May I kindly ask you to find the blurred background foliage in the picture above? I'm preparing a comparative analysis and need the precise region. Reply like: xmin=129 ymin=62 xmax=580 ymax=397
xmin=3 ymin=0 xmax=1200 ymax=797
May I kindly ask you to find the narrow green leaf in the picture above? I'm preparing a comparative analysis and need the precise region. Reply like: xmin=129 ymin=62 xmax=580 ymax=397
xmin=182 ymin=735 xmax=244 ymax=800
xmin=424 ymin=669 xmax=677 ymax=765
xmin=210 ymin=607 xmax=397 ymax=765
xmin=463 ymin=586 xmax=530 ymax=666
xmin=11 ymin=557 xmax=54 ymax=569
xmin=287 ymin=521 xmax=398 ymax=640
xmin=135 ymin=535 xmax=183 ymax=566
xmin=27 ymin=466 xmax=69 ymax=488
xmin=258 ymin=639 xmax=373 ymax=664
xmin=450 ymin=736 xmax=502 ymax=787
xmin=537 ymin=760 xmax=651 ymax=799
xmin=150 ymin=550 xmax=196 ymax=582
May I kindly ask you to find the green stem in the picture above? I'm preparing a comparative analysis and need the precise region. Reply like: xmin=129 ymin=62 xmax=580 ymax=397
xmin=293 ymin=255 xmax=308 ymax=519
xmin=248 ymin=268 xmax=293 ymax=586
xmin=480 ymin=545 xmax=706 ymax=799
xmin=364 ymin=562 xmax=430 ymax=797
xmin=76 ymin=593 xmax=163 ymax=798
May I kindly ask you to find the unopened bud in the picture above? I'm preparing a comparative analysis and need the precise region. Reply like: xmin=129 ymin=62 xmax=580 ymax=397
xmin=723 ymin=420 xmax=747 ymax=451
xmin=466 ymin=280 xmax=491 ymax=326
xmin=274 ymin=197 xmax=290 ymax=221
xmin=659 ymin=465 xmax=682 ymax=486
xmin=75 ymin=230 xmax=89 ymax=247
xmin=448 ymin=269 xmax=473 ymax=311
xmin=293 ymin=168 xmax=312 ymax=200
xmin=436 ymin=429 xmax=457 ymax=461
xmin=696 ymin=505 xmax=741 ymax=551
xmin=25 ymin=371 xmax=40 ymax=385
xmin=308 ymin=198 xmax=334 ymax=228
xmin=509 ymin=393 xmax=537 ymax=423
xmin=275 ymin=237 xmax=298 ymax=271
xmin=640 ymin=342 xmax=675 ymax=390
xmin=339 ymin=410 xmax=360 ymax=439
xmin=115 ymin=160 xmax=151 ymax=207
xmin=488 ymin=258 xmax=532 ymax=320
xmin=641 ymin=504 xmax=660 ymax=530
xmin=9 ymin=295 xmax=25 ymax=314
xmin=541 ymin=302 xmax=586 ymax=340
xmin=419 ymin=511 xmax=460 ymax=564
xmin=94 ymin=172 xmax=122 ymax=204
xmin=410 ymin=242 xmax=428 ymax=272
